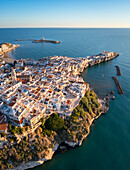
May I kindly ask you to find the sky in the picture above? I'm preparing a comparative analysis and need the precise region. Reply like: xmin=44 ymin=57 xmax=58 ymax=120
xmin=0 ymin=0 xmax=130 ymax=28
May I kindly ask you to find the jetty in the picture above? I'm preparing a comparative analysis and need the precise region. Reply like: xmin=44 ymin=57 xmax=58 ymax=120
xmin=33 ymin=36 xmax=60 ymax=44
xmin=115 ymin=65 xmax=121 ymax=76
xmin=16 ymin=36 xmax=60 ymax=44
xmin=16 ymin=39 xmax=34 ymax=41
xmin=112 ymin=76 xmax=123 ymax=94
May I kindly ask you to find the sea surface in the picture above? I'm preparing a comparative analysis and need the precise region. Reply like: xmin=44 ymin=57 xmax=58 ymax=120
xmin=0 ymin=28 xmax=130 ymax=170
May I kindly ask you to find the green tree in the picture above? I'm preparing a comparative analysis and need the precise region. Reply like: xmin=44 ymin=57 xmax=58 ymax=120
xmin=41 ymin=118 xmax=45 ymax=127
xmin=45 ymin=113 xmax=64 ymax=132
xmin=0 ymin=132 xmax=6 ymax=137
xmin=8 ymin=124 xmax=12 ymax=131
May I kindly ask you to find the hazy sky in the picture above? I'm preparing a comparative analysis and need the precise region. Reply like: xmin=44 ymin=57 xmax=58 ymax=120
xmin=0 ymin=0 xmax=130 ymax=28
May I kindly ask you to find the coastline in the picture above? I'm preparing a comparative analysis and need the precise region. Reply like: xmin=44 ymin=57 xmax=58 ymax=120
xmin=0 ymin=52 xmax=14 ymax=63
xmin=0 ymin=51 xmax=118 ymax=170
xmin=11 ymin=70 xmax=110 ymax=170
xmin=12 ymin=93 xmax=109 ymax=170
xmin=0 ymin=44 xmax=20 ymax=63
xmin=1 ymin=28 xmax=130 ymax=170
xmin=0 ymin=44 xmax=20 ymax=56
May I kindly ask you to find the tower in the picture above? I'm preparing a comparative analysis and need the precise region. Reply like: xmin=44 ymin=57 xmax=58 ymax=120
xmin=11 ymin=68 xmax=17 ymax=81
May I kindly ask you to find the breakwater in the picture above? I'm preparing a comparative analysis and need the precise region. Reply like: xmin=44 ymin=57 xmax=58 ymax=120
xmin=16 ymin=38 xmax=60 ymax=44
xmin=112 ymin=76 xmax=123 ymax=94
xmin=33 ymin=39 xmax=60 ymax=44
xmin=16 ymin=39 xmax=34 ymax=41
xmin=115 ymin=65 xmax=121 ymax=76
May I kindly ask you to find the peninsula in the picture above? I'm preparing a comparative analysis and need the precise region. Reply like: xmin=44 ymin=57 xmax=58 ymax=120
xmin=0 ymin=43 xmax=20 ymax=56
xmin=0 ymin=43 xmax=20 ymax=63
xmin=0 ymin=51 xmax=119 ymax=169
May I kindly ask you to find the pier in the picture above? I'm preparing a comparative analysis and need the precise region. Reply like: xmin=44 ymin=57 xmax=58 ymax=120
xmin=16 ymin=36 xmax=60 ymax=44
xmin=33 ymin=39 xmax=60 ymax=44
xmin=112 ymin=76 xmax=123 ymax=94
xmin=33 ymin=36 xmax=60 ymax=43
xmin=115 ymin=65 xmax=121 ymax=76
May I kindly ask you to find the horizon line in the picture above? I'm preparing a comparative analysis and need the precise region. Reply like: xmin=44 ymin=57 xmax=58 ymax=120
xmin=0 ymin=26 xmax=130 ymax=29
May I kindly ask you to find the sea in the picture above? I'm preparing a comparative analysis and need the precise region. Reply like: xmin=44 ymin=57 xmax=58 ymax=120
xmin=0 ymin=28 xmax=130 ymax=170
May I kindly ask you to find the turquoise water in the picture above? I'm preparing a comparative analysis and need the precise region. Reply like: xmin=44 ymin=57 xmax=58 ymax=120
xmin=0 ymin=28 xmax=130 ymax=170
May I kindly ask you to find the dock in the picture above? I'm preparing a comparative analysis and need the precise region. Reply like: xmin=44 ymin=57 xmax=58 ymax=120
xmin=115 ymin=65 xmax=121 ymax=76
xmin=112 ymin=76 xmax=123 ymax=94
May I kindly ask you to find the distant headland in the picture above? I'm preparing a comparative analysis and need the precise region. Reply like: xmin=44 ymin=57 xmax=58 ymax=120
xmin=0 ymin=43 xmax=20 ymax=56
xmin=0 ymin=43 xmax=20 ymax=63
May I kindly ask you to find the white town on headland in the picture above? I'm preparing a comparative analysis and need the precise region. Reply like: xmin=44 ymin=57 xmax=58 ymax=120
xmin=0 ymin=50 xmax=119 ymax=133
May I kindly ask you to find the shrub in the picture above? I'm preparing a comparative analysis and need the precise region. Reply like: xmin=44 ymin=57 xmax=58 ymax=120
xmin=45 ymin=113 xmax=64 ymax=132
xmin=8 ymin=124 xmax=12 ymax=132
xmin=12 ymin=127 xmax=19 ymax=134
xmin=0 ymin=132 xmax=6 ymax=137
xmin=80 ymin=97 xmax=88 ymax=108
xmin=71 ymin=115 xmax=78 ymax=121
xmin=41 ymin=117 xmax=45 ymax=127
xmin=43 ymin=129 xmax=52 ymax=137
xmin=77 ymin=106 xmax=85 ymax=115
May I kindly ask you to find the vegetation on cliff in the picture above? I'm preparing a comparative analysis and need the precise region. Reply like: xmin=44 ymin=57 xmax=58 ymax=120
xmin=0 ymin=89 xmax=102 ymax=169
xmin=45 ymin=113 xmax=65 ymax=132
xmin=58 ymin=89 xmax=102 ymax=142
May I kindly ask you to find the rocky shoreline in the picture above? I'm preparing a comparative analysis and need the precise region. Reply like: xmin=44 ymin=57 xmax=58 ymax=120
xmin=0 ymin=44 xmax=20 ymax=63
xmin=13 ymin=143 xmax=59 ymax=170
xmin=0 ymin=51 xmax=118 ymax=170
xmin=0 ymin=52 xmax=14 ymax=63
xmin=0 ymin=44 xmax=20 ymax=56
xmin=12 ymin=91 xmax=109 ymax=170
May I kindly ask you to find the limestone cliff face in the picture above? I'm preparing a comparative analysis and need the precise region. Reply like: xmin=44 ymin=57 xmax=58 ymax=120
xmin=55 ymin=89 xmax=108 ymax=147
xmin=2 ymin=89 xmax=108 ymax=170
